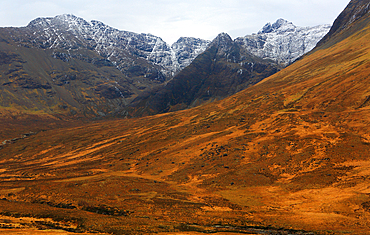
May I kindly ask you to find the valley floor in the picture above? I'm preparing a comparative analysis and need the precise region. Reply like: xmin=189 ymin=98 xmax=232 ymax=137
xmin=1 ymin=106 xmax=370 ymax=234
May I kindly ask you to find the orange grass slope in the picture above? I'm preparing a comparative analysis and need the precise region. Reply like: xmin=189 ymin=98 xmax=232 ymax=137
xmin=2 ymin=0 xmax=370 ymax=234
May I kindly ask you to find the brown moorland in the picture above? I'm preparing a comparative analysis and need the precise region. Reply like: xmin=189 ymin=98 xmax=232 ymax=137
xmin=2 ymin=0 xmax=370 ymax=234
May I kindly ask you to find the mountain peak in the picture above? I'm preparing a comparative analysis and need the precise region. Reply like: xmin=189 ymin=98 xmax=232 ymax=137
xmin=259 ymin=18 xmax=294 ymax=34
xmin=174 ymin=37 xmax=208 ymax=44
xmin=55 ymin=14 xmax=80 ymax=21
xmin=215 ymin=32 xmax=232 ymax=40
xmin=27 ymin=14 xmax=90 ymax=30
xmin=210 ymin=32 xmax=233 ymax=48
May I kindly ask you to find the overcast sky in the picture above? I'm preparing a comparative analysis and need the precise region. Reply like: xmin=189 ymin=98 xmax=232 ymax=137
xmin=1 ymin=0 xmax=350 ymax=44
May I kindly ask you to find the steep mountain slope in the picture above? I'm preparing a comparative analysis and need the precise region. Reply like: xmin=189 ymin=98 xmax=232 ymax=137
xmin=0 ymin=33 xmax=135 ymax=117
xmin=129 ymin=20 xmax=329 ymax=116
xmin=2 ymin=2 xmax=370 ymax=233
xmin=317 ymin=0 xmax=370 ymax=47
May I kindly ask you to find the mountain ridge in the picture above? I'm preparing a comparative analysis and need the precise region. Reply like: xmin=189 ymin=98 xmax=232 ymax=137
xmin=0 ymin=14 xmax=211 ymax=117
xmin=23 ymin=14 xmax=211 ymax=77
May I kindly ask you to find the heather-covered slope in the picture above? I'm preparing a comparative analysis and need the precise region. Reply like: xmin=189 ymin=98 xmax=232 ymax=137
xmin=1 ymin=0 xmax=370 ymax=234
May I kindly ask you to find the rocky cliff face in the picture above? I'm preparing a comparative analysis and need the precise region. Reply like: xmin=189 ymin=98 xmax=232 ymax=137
xmin=171 ymin=37 xmax=211 ymax=72
xmin=235 ymin=19 xmax=331 ymax=65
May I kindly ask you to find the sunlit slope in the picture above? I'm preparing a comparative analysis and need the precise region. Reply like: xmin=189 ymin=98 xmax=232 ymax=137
xmin=1 ymin=2 xmax=370 ymax=234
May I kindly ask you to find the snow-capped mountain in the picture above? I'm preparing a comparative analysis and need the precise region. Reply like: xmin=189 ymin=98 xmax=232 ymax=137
xmin=235 ymin=19 xmax=331 ymax=65
xmin=129 ymin=31 xmax=284 ymax=116
xmin=20 ymin=14 xmax=210 ymax=77
xmin=0 ymin=15 xmax=331 ymax=117
xmin=11 ymin=15 xmax=329 ymax=78
xmin=0 ymin=14 xmax=212 ymax=117
xmin=130 ymin=19 xmax=332 ymax=116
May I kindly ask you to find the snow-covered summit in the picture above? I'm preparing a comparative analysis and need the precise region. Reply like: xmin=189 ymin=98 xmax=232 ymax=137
xmin=236 ymin=19 xmax=331 ymax=65
xmin=259 ymin=18 xmax=294 ymax=34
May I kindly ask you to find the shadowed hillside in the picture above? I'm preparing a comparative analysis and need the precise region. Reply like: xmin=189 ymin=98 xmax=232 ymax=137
xmin=1 ymin=0 xmax=370 ymax=234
